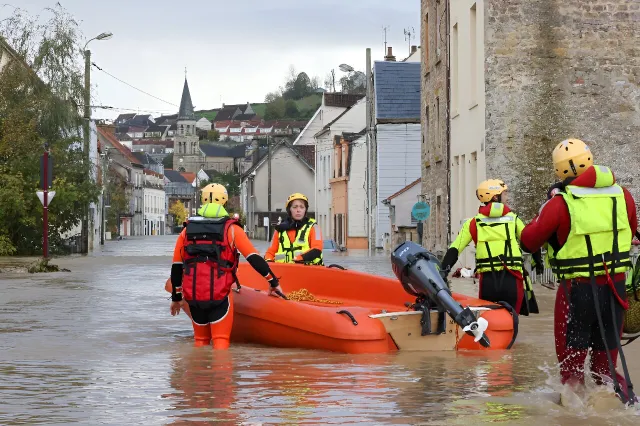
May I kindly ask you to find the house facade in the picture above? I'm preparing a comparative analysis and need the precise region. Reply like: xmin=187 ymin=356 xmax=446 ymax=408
xmin=371 ymin=61 xmax=422 ymax=250
xmin=313 ymin=96 xmax=366 ymax=240
xmin=382 ymin=179 xmax=422 ymax=248
xmin=240 ymin=142 xmax=315 ymax=240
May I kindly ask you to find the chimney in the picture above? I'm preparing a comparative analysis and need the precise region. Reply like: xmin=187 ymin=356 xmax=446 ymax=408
xmin=384 ymin=46 xmax=396 ymax=62
xmin=411 ymin=45 xmax=418 ymax=54
xmin=98 ymin=123 xmax=116 ymax=135
xmin=251 ymin=140 xmax=259 ymax=165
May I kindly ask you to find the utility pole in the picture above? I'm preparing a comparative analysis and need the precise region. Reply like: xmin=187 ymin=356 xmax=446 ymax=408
xmin=267 ymin=134 xmax=272 ymax=213
xmin=81 ymin=48 xmax=91 ymax=254
xmin=43 ymin=144 xmax=50 ymax=259
xmin=365 ymin=47 xmax=373 ymax=251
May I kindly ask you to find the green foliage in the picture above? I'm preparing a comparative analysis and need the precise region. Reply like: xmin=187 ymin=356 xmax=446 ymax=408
xmin=264 ymin=97 xmax=286 ymax=120
xmin=195 ymin=110 xmax=217 ymax=121
xmin=262 ymin=66 xmax=322 ymax=120
xmin=201 ymin=171 xmax=241 ymax=197
xmin=207 ymin=129 xmax=220 ymax=141
xmin=162 ymin=154 xmax=173 ymax=169
xmin=0 ymin=5 xmax=100 ymax=255
xmin=104 ymin=168 xmax=130 ymax=234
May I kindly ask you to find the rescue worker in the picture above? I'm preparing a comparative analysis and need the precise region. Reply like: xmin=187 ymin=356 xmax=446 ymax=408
xmin=440 ymin=179 xmax=540 ymax=315
xmin=170 ymin=183 xmax=284 ymax=349
xmin=265 ymin=193 xmax=324 ymax=265
xmin=520 ymin=138 xmax=637 ymax=404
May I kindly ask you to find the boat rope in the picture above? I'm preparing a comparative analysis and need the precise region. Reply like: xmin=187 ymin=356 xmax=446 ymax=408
xmin=287 ymin=288 xmax=343 ymax=305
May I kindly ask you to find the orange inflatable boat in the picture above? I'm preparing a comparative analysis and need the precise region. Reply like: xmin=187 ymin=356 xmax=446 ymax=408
xmin=165 ymin=262 xmax=518 ymax=354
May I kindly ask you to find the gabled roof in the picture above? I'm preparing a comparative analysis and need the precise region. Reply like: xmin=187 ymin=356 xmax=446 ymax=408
xmin=180 ymin=172 xmax=196 ymax=183
xmin=292 ymin=107 xmax=321 ymax=145
xmin=97 ymin=127 xmax=143 ymax=166
xmin=200 ymin=143 xmax=249 ymax=158
xmin=384 ymin=178 xmax=421 ymax=202
xmin=164 ymin=169 xmax=187 ymax=183
xmin=178 ymin=78 xmax=195 ymax=121
xmin=373 ymin=61 xmax=421 ymax=122
xmin=241 ymin=140 xmax=314 ymax=180
xmin=132 ymin=151 xmax=160 ymax=165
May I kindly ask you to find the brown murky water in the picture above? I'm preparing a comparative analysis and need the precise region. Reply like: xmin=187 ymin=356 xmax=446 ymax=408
xmin=1 ymin=236 xmax=639 ymax=425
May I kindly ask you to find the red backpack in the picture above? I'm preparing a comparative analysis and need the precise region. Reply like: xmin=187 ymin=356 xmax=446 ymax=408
xmin=181 ymin=217 xmax=239 ymax=307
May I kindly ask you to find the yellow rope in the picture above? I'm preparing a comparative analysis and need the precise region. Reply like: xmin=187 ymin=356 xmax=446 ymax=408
xmin=286 ymin=288 xmax=343 ymax=305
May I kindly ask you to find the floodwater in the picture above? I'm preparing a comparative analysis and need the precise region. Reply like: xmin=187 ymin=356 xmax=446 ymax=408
xmin=1 ymin=236 xmax=639 ymax=425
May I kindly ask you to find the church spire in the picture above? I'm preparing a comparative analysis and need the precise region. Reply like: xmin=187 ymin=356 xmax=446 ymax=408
xmin=178 ymin=78 xmax=195 ymax=121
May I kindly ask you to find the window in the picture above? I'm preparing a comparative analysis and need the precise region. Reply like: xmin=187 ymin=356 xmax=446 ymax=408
xmin=452 ymin=23 xmax=459 ymax=114
xmin=470 ymin=3 xmax=478 ymax=104
xmin=423 ymin=12 xmax=429 ymax=65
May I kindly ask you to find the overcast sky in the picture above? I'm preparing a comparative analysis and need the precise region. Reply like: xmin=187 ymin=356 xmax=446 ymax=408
xmin=7 ymin=1 xmax=420 ymax=120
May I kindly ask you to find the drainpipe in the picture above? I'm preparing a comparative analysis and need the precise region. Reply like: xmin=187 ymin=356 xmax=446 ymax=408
xmin=445 ymin=0 xmax=452 ymax=245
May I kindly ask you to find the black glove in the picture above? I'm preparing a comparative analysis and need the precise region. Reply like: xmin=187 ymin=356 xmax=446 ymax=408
xmin=547 ymin=182 xmax=565 ymax=199
xmin=268 ymin=276 xmax=280 ymax=288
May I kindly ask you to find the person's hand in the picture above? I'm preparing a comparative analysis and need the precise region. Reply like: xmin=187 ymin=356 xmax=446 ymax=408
xmin=170 ymin=301 xmax=182 ymax=316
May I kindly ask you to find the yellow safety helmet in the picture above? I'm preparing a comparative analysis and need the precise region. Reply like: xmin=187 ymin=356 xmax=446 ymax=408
xmin=286 ymin=192 xmax=309 ymax=210
xmin=201 ymin=183 xmax=228 ymax=206
xmin=552 ymin=138 xmax=593 ymax=179
xmin=476 ymin=179 xmax=508 ymax=203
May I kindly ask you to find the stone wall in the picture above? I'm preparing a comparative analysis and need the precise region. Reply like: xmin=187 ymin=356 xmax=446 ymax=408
xmin=485 ymin=0 xmax=640 ymax=221
xmin=421 ymin=0 xmax=451 ymax=255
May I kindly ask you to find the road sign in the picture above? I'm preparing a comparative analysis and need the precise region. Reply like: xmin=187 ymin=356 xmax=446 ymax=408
xmin=411 ymin=201 xmax=430 ymax=221
xmin=36 ymin=190 xmax=56 ymax=206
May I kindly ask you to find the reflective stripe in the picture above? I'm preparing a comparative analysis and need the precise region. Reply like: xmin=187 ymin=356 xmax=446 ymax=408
xmin=567 ymin=186 xmax=623 ymax=196
xmin=275 ymin=253 xmax=287 ymax=260
xmin=477 ymin=215 xmax=515 ymax=224
xmin=489 ymin=203 xmax=504 ymax=217
xmin=294 ymin=250 xmax=303 ymax=258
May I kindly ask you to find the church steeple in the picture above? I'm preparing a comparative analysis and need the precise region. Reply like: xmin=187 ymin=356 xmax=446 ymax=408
xmin=178 ymin=78 xmax=195 ymax=121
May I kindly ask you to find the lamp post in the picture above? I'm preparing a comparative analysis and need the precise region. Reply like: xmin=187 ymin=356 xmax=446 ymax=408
xmin=81 ymin=31 xmax=113 ymax=254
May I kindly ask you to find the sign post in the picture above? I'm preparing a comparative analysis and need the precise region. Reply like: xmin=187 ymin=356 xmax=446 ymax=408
xmin=412 ymin=202 xmax=430 ymax=245
xmin=37 ymin=144 xmax=54 ymax=259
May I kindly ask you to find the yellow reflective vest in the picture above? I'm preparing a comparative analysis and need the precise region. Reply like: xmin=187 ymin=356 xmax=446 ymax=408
xmin=274 ymin=218 xmax=324 ymax=265
xmin=549 ymin=166 xmax=632 ymax=279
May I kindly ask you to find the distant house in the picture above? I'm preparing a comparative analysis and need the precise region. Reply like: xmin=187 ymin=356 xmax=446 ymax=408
xmin=164 ymin=169 xmax=195 ymax=230
xmin=196 ymin=117 xmax=212 ymax=131
xmin=240 ymin=141 xmax=315 ymax=240
xmin=293 ymin=93 xmax=364 ymax=146
xmin=382 ymin=179 xmax=422 ymax=248
xmin=371 ymin=60 xmax=422 ymax=250
xmin=214 ymin=102 xmax=257 ymax=122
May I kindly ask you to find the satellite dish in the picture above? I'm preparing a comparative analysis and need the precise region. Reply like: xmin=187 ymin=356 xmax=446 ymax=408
xmin=339 ymin=63 xmax=354 ymax=73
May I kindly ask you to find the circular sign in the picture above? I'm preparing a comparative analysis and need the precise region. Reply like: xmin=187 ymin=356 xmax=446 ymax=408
xmin=412 ymin=202 xmax=431 ymax=221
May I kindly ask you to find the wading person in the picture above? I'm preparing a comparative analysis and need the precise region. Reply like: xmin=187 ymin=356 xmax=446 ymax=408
xmin=265 ymin=193 xmax=324 ymax=265
xmin=440 ymin=179 xmax=540 ymax=316
xmin=170 ymin=183 xmax=283 ymax=349
xmin=520 ymin=138 xmax=637 ymax=404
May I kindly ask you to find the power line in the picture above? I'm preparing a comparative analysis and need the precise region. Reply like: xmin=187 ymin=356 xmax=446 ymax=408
xmin=91 ymin=62 xmax=178 ymax=108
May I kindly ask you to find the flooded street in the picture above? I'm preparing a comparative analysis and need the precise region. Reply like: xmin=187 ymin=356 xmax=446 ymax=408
xmin=1 ymin=236 xmax=639 ymax=425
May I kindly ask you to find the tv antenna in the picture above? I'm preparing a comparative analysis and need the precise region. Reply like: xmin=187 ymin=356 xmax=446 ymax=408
xmin=404 ymin=27 xmax=415 ymax=55
xmin=382 ymin=25 xmax=390 ymax=55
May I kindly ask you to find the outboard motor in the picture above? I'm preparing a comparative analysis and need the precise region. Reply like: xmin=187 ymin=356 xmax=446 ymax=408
xmin=391 ymin=241 xmax=490 ymax=348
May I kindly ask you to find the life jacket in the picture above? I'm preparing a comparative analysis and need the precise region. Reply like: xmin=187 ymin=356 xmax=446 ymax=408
xmin=181 ymin=216 xmax=239 ymax=306
xmin=474 ymin=203 xmax=523 ymax=273
xmin=548 ymin=165 xmax=632 ymax=279
xmin=274 ymin=218 xmax=323 ymax=265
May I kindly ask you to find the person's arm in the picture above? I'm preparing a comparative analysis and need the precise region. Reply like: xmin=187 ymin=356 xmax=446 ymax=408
xmin=294 ymin=224 xmax=323 ymax=263
xmin=441 ymin=218 xmax=473 ymax=273
xmin=520 ymin=197 xmax=565 ymax=253
xmin=623 ymin=187 xmax=638 ymax=235
xmin=229 ymin=225 xmax=281 ymax=291
xmin=170 ymin=229 xmax=186 ymax=302
xmin=264 ymin=231 xmax=280 ymax=261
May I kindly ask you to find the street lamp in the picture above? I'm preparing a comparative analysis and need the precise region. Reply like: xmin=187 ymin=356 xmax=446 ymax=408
xmin=81 ymin=31 xmax=113 ymax=254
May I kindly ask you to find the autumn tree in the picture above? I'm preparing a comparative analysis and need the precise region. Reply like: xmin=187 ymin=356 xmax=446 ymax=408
xmin=168 ymin=201 xmax=188 ymax=226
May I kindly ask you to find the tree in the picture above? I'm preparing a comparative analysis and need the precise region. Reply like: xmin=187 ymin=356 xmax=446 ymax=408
xmin=104 ymin=168 xmax=130 ymax=234
xmin=201 ymin=171 xmax=241 ymax=197
xmin=339 ymin=71 xmax=367 ymax=95
xmin=207 ymin=129 xmax=220 ymax=141
xmin=0 ymin=5 xmax=100 ymax=255
xmin=162 ymin=154 xmax=173 ymax=169
xmin=285 ymin=99 xmax=299 ymax=118
xmin=264 ymin=97 xmax=285 ymax=120
xmin=169 ymin=201 xmax=188 ymax=226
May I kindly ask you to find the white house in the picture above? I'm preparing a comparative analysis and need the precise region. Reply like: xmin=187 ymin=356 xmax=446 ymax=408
xmin=382 ymin=178 xmax=422 ymax=248
xmin=196 ymin=117 xmax=212 ymax=131
xmin=371 ymin=61 xmax=422 ymax=250
xmin=313 ymin=96 xmax=366 ymax=239
xmin=293 ymin=92 xmax=364 ymax=146
xmin=240 ymin=142 xmax=315 ymax=240
xmin=143 ymin=169 xmax=166 ymax=236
